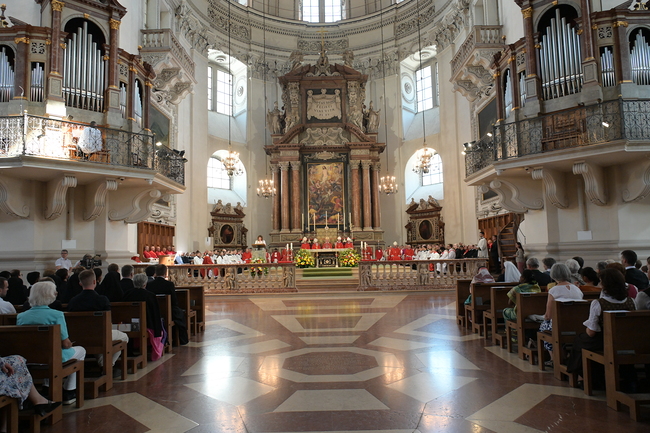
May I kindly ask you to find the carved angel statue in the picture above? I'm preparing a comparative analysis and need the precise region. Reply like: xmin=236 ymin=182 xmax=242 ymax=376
xmin=235 ymin=202 xmax=244 ymax=215
xmin=212 ymin=199 xmax=223 ymax=213
xmin=289 ymin=50 xmax=304 ymax=71
xmin=267 ymin=101 xmax=283 ymax=135
xmin=223 ymin=202 xmax=234 ymax=214
xmin=364 ymin=101 xmax=381 ymax=133
xmin=348 ymin=104 xmax=364 ymax=130
xmin=342 ymin=50 xmax=354 ymax=67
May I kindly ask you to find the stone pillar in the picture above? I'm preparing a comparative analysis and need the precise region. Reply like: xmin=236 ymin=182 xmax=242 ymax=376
xmin=13 ymin=32 xmax=29 ymax=101
xmin=272 ymin=164 xmax=280 ymax=231
xmin=371 ymin=162 xmax=381 ymax=229
xmin=290 ymin=161 xmax=301 ymax=232
xmin=613 ymin=22 xmax=631 ymax=84
xmin=105 ymin=18 xmax=122 ymax=124
xmin=521 ymin=5 xmax=541 ymax=106
xmin=578 ymin=0 xmax=599 ymax=88
xmin=361 ymin=160 xmax=372 ymax=231
xmin=509 ymin=51 xmax=521 ymax=112
xmin=280 ymin=162 xmax=290 ymax=232
xmin=47 ymin=0 xmax=65 ymax=103
xmin=350 ymin=160 xmax=361 ymax=229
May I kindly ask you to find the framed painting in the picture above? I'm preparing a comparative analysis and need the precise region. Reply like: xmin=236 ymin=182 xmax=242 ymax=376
xmin=305 ymin=161 xmax=346 ymax=228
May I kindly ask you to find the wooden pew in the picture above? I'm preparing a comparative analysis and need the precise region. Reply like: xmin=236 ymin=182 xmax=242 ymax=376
xmin=111 ymin=302 xmax=148 ymax=371
xmin=583 ymin=310 xmax=650 ymax=420
xmin=0 ymin=395 xmax=18 ymax=433
xmin=456 ymin=279 xmax=472 ymax=327
xmin=505 ymin=292 xmax=548 ymax=363
xmin=0 ymin=325 xmax=84 ymax=427
xmin=465 ymin=283 xmax=492 ymax=335
xmin=482 ymin=286 xmax=511 ymax=347
xmin=175 ymin=289 xmax=197 ymax=336
xmin=156 ymin=295 xmax=174 ymax=353
xmin=176 ymin=285 xmax=204 ymax=334
xmin=537 ymin=300 xmax=591 ymax=385
xmin=64 ymin=311 xmax=127 ymax=399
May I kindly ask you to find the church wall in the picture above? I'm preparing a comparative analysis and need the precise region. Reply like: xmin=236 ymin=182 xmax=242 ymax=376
xmin=119 ymin=0 xmax=144 ymax=54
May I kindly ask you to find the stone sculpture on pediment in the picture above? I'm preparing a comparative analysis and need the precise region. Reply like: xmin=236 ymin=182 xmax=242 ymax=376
xmin=363 ymin=101 xmax=381 ymax=133
xmin=267 ymin=101 xmax=284 ymax=135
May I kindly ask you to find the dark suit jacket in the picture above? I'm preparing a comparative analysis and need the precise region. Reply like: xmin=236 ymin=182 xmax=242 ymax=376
xmin=625 ymin=267 xmax=649 ymax=291
xmin=530 ymin=269 xmax=553 ymax=287
xmin=67 ymin=290 xmax=111 ymax=312
xmin=146 ymin=276 xmax=179 ymax=309
xmin=120 ymin=278 xmax=135 ymax=293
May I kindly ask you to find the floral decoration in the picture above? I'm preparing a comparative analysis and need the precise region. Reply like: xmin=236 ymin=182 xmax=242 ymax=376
xmin=338 ymin=248 xmax=361 ymax=267
xmin=294 ymin=249 xmax=315 ymax=268
xmin=250 ymin=257 xmax=269 ymax=276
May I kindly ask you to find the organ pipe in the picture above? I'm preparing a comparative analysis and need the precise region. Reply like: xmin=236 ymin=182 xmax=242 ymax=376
xmin=631 ymin=31 xmax=650 ymax=86
xmin=503 ymin=69 xmax=513 ymax=118
xmin=30 ymin=62 xmax=44 ymax=102
xmin=62 ymin=21 xmax=105 ymax=112
xmin=0 ymin=47 xmax=14 ymax=103
xmin=600 ymin=47 xmax=615 ymax=88
xmin=538 ymin=9 xmax=583 ymax=100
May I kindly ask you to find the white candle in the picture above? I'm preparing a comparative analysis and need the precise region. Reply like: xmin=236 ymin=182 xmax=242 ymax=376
xmin=325 ymin=211 xmax=328 ymax=225
xmin=302 ymin=214 xmax=304 ymax=229
xmin=286 ymin=243 xmax=289 ymax=250
xmin=290 ymin=243 xmax=293 ymax=250
xmin=349 ymin=213 xmax=352 ymax=227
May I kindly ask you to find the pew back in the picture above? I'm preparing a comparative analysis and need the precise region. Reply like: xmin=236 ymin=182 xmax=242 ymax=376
xmin=110 ymin=302 xmax=148 ymax=369
xmin=156 ymin=295 xmax=173 ymax=353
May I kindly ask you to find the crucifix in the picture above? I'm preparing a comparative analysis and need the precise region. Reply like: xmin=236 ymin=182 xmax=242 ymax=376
xmin=316 ymin=27 xmax=328 ymax=54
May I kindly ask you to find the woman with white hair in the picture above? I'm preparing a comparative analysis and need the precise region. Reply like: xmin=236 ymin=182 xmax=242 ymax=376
xmin=16 ymin=281 xmax=86 ymax=405
xmin=565 ymin=259 xmax=586 ymax=286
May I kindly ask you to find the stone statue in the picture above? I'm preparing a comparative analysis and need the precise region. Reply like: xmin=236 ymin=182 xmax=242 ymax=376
xmin=289 ymin=50 xmax=304 ymax=71
xmin=364 ymin=101 xmax=381 ymax=133
xmin=235 ymin=202 xmax=244 ymax=215
xmin=342 ymin=50 xmax=354 ymax=67
xmin=267 ymin=101 xmax=283 ymax=135
xmin=348 ymin=104 xmax=364 ymax=130
xmin=212 ymin=199 xmax=223 ymax=213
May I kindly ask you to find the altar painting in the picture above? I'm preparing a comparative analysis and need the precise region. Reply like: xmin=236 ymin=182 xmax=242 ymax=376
xmin=307 ymin=162 xmax=345 ymax=226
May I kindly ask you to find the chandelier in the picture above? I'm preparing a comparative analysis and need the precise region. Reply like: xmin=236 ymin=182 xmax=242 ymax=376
xmin=379 ymin=174 xmax=398 ymax=195
xmin=223 ymin=149 xmax=243 ymax=177
xmin=257 ymin=0 xmax=275 ymax=198
xmin=378 ymin=2 xmax=397 ymax=196
xmin=257 ymin=175 xmax=276 ymax=198
xmin=413 ymin=147 xmax=434 ymax=174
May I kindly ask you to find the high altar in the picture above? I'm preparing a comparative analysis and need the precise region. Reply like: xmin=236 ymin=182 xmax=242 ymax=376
xmin=266 ymin=48 xmax=385 ymax=248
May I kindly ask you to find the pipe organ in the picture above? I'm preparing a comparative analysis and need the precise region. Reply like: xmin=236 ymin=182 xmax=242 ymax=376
xmin=518 ymin=71 xmax=526 ymax=108
xmin=30 ymin=62 xmax=44 ymax=102
xmin=119 ymin=82 xmax=127 ymax=118
xmin=600 ymin=47 xmax=615 ymax=88
xmin=0 ymin=47 xmax=14 ymax=102
xmin=630 ymin=31 xmax=650 ymax=86
xmin=63 ymin=21 xmax=105 ymax=112
xmin=503 ymin=69 xmax=512 ymax=117
xmin=538 ymin=9 xmax=582 ymax=101
xmin=134 ymin=80 xmax=143 ymax=126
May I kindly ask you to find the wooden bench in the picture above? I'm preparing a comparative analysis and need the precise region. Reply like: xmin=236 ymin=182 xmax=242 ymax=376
xmin=0 ymin=395 xmax=18 ymax=433
xmin=505 ymin=292 xmax=548 ymax=363
xmin=156 ymin=295 xmax=174 ymax=353
xmin=0 ymin=325 xmax=84 ymax=427
xmin=455 ymin=279 xmax=472 ymax=327
xmin=537 ymin=300 xmax=591 ymax=385
xmin=465 ymin=283 xmax=493 ymax=335
xmin=583 ymin=310 xmax=650 ymax=420
xmin=183 ymin=285 xmax=206 ymax=333
xmin=64 ymin=311 xmax=127 ymax=399
xmin=175 ymin=289 xmax=197 ymax=336
xmin=111 ymin=302 xmax=148 ymax=371
xmin=483 ymin=286 xmax=511 ymax=347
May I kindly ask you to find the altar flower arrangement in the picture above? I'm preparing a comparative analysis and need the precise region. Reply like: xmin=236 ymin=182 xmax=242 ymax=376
xmin=294 ymin=249 xmax=315 ymax=268
xmin=250 ymin=257 xmax=269 ymax=277
xmin=338 ymin=248 xmax=361 ymax=267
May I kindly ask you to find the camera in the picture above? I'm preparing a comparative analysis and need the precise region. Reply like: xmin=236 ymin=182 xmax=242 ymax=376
xmin=80 ymin=253 xmax=102 ymax=269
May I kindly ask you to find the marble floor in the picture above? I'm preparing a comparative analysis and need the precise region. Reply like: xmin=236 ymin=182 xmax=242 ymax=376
xmin=42 ymin=291 xmax=648 ymax=433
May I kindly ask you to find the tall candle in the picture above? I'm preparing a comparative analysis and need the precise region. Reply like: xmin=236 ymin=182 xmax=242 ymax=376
xmin=349 ymin=213 xmax=352 ymax=227
xmin=302 ymin=214 xmax=304 ymax=229
xmin=325 ymin=211 xmax=328 ymax=224
xmin=290 ymin=243 xmax=293 ymax=250
xmin=337 ymin=213 xmax=340 ymax=231
xmin=286 ymin=243 xmax=289 ymax=250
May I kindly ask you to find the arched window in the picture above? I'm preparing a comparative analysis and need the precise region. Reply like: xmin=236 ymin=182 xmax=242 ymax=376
xmin=422 ymin=153 xmax=443 ymax=186
xmin=629 ymin=27 xmax=650 ymax=85
xmin=208 ymin=157 xmax=231 ymax=190
xmin=0 ymin=45 xmax=15 ymax=102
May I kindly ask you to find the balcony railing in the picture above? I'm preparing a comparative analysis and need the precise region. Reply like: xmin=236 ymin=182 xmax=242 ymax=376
xmin=465 ymin=99 xmax=650 ymax=177
xmin=0 ymin=113 xmax=185 ymax=185
xmin=141 ymin=29 xmax=195 ymax=78
xmin=451 ymin=25 xmax=503 ymax=78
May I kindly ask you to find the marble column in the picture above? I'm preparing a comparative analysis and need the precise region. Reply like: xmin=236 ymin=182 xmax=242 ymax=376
xmin=579 ymin=0 xmax=599 ymax=88
xmin=371 ymin=162 xmax=381 ymax=229
xmin=361 ymin=161 xmax=372 ymax=231
xmin=13 ymin=33 xmax=28 ymax=101
xmin=613 ymin=22 xmax=631 ymax=83
xmin=350 ymin=160 xmax=361 ymax=230
xmin=105 ymin=19 xmax=122 ymax=118
xmin=272 ymin=164 xmax=280 ymax=231
xmin=521 ymin=5 xmax=541 ymax=105
xmin=509 ymin=51 xmax=521 ymax=112
xmin=47 ymin=0 xmax=65 ymax=102
xmin=280 ymin=162 xmax=290 ymax=232
xmin=291 ymin=161 xmax=301 ymax=232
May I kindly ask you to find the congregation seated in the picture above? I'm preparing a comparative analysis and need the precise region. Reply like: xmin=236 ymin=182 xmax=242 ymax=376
xmin=0 ymin=355 xmax=61 ymax=427
xmin=6 ymin=270 xmax=27 ymax=306
xmin=565 ymin=268 xmax=637 ymax=388
xmin=120 ymin=265 xmax=135 ymax=293
xmin=566 ymin=259 xmax=586 ymax=286
xmin=526 ymin=258 xmax=552 ymax=287
xmin=16 ymin=281 xmax=86 ymax=405
xmin=579 ymin=267 xmax=601 ymax=293
xmin=497 ymin=261 xmax=521 ymax=283
xmin=122 ymin=273 xmax=163 ymax=342
xmin=621 ymin=249 xmax=649 ymax=292
xmin=146 ymin=264 xmax=188 ymax=345
xmin=97 ymin=264 xmax=123 ymax=302
xmin=0 ymin=277 xmax=15 ymax=314
xmin=607 ymin=262 xmax=638 ymax=299
xmin=502 ymin=269 xmax=541 ymax=321
xmin=21 ymin=277 xmax=65 ymax=312
xmin=538 ymin=263 xmax=584 ymax=359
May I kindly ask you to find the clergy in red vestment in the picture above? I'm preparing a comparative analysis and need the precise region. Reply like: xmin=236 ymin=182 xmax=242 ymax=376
xmin=201 ymin=251 xmax=214 ymax=278
xmin=388 ymin=242 xmax=402 ymax=260
xmin=271 ymin=248 xmax=281 ymax=263
xmin=311 ymin=238 xmax=321 ymax=249
xmin=301 ymin=237 xmax=311 ymax=249
xmin=363 ymin=246 xmax=373 ymax=260
xmin=344 ymin=237 xmax=353 ymax=249
xmin=242 ymin=248 xmax=252 ymax=263
xmin=335 ymin=236 xmax=344 ymax=249
xmin=403 ymin=245 xmax=414 ymax=260
xmin=322 ymin=237 xmax=332 ymax=249
xmin=375 ymin=248 xmax=384 ymax=261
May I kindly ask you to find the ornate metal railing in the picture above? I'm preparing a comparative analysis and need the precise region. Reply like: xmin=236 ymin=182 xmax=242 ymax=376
xmin=358 ymin=259 xmax=487 ymax=291
xmin=465 ymin=99 xmax=650 ymax=177
xmin=134 ymin=263 xmax=298 ymax=294
xmin=0 ymin=113 xmax=185 ymax=185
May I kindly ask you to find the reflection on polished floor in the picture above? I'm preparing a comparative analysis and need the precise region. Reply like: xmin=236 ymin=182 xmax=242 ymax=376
xmin=44 ymin=291 xmax=648 ymax=432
